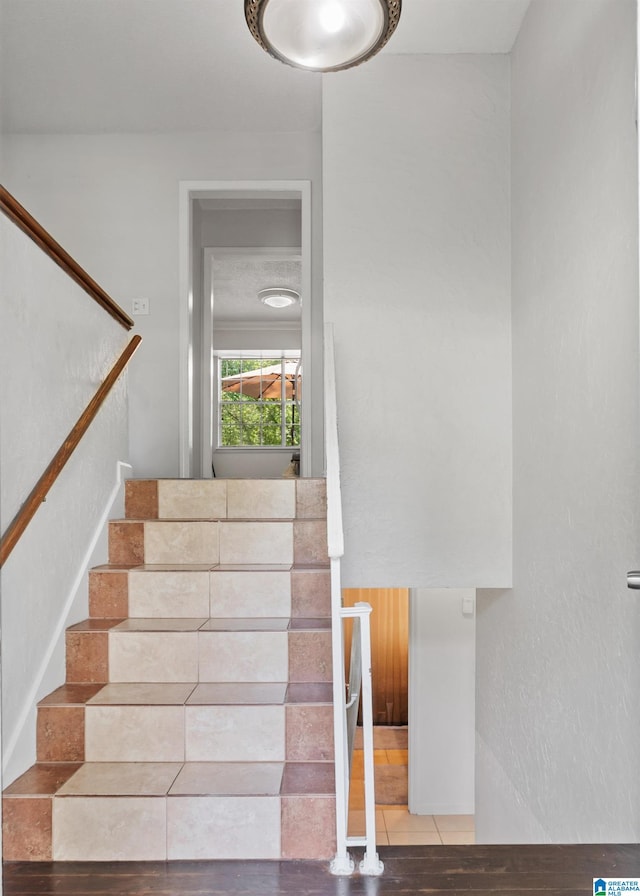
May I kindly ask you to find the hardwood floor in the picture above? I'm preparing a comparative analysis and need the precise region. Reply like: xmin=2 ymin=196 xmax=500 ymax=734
xmin=5 ymin=844 xmax=640 ymax=895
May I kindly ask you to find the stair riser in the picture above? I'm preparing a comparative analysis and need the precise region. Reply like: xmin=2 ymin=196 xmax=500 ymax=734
xmin=90 ymin=568 xmax=332 ymax=620
xmin=84 ymin=706 xmax=285 ymax=762
xmin=146 ymin=521 xmax=293 ymax=566
xmin=36 ymin=701 xmax=333 ymax=764
xmin=52 ymin=793 xmax=335 ymax=861
xmin=6 ymin=790 xmax=336 ymax=861
xmin=167 ymin=796 xmax=282 ymax=859
xmin=37 ymin=707 xmax=85 ymax=762
xmin=108 ymin=631 xmax=289 ymax=682
xmin=65 ymin=627 xmax=332 ymax=685
xmin=128 ymin=570 xmax=293 ymax=619
xmin=125 ymin=479 xmax=327 ymax=522
xmin=109 ymin=520 xmax=328 ymax=566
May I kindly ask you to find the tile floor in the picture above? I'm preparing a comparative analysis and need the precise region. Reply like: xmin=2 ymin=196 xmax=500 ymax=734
xmin=348 ymin=727 xmax=475 ymax=846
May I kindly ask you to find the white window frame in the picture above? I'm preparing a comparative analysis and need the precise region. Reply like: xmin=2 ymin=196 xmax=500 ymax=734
xmin=215 ymin=350 xmax=301 ymax=450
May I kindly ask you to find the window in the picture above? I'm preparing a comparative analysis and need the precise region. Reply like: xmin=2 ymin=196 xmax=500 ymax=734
xmin=218 ymin=356 xmax=301 ymax=448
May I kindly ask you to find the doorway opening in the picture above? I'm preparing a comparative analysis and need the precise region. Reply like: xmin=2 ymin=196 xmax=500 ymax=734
xmin=178 ymin=181 xmax=313 ymax=479
xmin=206 ymin=243 xmax=302 ymax=479
xmin=343 ymin=586 xmax=476 ymax=846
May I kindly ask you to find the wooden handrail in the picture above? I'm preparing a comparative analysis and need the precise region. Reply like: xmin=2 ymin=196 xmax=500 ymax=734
xmin=0 ymin=185 xmax=134 ymax=330
xmin=0 ymin=335 xmax=142 ymax=567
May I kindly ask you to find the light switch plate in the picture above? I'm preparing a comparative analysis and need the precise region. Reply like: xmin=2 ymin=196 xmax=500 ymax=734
xmin=462 ymin=596 xmax=475 ymax=617
xmin=132 ymin=298 xmax=149 ymax=315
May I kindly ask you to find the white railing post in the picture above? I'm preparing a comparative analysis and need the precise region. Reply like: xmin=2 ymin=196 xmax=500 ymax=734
xmin=339 ymin=605 xmax=384 ymax=876
xmin=356 ymin=602 xmax=384 ymax=875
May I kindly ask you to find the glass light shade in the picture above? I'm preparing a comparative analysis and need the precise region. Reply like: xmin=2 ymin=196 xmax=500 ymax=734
xmin=245 ymin=0 xmax=401 ymax=72
xmin=259 ymin=288 xmax=300 ymax=308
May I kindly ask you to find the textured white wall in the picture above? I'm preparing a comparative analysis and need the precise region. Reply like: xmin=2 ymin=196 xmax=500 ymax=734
xmin=0 ymin=213 xmax=129 ymax=783
xmin=323 ymin=55 xmax=512 ymax=588
xmin=409 ymin=589 xmax=476 ymax=815
xmin=476 ymin=0 xmax=640 ymax=842
xmin=3 ymin=131 xmax=324 ymax=478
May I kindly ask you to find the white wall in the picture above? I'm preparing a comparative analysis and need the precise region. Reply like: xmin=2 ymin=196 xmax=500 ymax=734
xmin=409 ymin=588 xmax=475 ymax=815
xmin=0 ymin=212 xmax=130 ymax=783
xmin=323 ymin=55 xmax=512 ymax=588
xmin=476 ymin=0 xmax=640 ymax=843
xmin=3 ymin=130 xmax=324 ymax=478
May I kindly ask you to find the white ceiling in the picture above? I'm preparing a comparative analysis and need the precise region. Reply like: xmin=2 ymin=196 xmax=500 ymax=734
xmin=213 ymin=253 xmax=302 ymax=323
xmin=1 ymin=0 xmax=531 ymax=135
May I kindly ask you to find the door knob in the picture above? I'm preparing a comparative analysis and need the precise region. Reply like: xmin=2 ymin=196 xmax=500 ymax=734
xmin=627 ymin=571 xmax=640 ymax=589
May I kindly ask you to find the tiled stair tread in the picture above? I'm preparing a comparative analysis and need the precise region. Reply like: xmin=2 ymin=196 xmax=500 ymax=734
xmin=200 ymin=618 xmax=290 ymax=632
xmin=186 ymin=682 xmax=288 ymax=704
xmin=288 ymin=617 xmax=331 ymax=630
xmin=3 ymin=764 xmax=82 ymax=797
xmin=57 ymin=762 xmax=182 ymax=796
xmin=57 ymin=761 xmax=285 ymax=797
xmin=87 ymin=682 xmax=289 ymax=705
xmin=286 ymin=682 xmax=333 ymax=703
xmin=115 ymin=517 xmax=326 ymax=523
xmin=128 ymin=516 xmax=327 ymax=522
xmin=5 ymin=761 xmax=335 ymax=799
xmin=113 ymin=618 xmax=208 ymax=632
xmin=170 ymin=762 xmax=284 ymax=796
xmin=88 ymin=683 xmax=198 ymax=705
xmin=127 ymin=563 xmax=219 ymax=571
xmin=93 ymin=562 xmax=330 ymax=572
xmin=106 ymin=617 xmax=331 ymax=632
xmin=66 ymin=618 xmax=330 ymax=636
xmin=39 ymin=681 xmax=333 ymax=707
xmin=123 ymin=517 xmax=325 ymax=523
xmin=281 ymin=762 xmax=335 ymax=795
xmin=214 ymin=563 xmax=293 ymax=571
xmin=38 ymin=684 xmax=104 ymax=706
xmin=66 ymin=618 xmax=124 ymax=632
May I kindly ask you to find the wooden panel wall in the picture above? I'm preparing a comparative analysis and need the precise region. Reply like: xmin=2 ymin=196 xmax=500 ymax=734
xmin=343 ymin=588 xmax=409 ymax=726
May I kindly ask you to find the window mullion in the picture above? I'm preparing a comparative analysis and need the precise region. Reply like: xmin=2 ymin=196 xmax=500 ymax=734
xmin=281 ymin=359 xmax=286 ymax=447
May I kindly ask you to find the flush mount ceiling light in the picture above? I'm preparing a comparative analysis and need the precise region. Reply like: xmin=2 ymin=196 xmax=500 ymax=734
xmin=259 ymin=287 xmax=300 ymax=308
xmin=245 ymin=0 xmax=402 ymax=73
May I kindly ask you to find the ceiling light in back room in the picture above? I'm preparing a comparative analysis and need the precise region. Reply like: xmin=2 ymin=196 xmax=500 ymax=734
xmin=259 ymin=287 xmax=300 ymax=308
xmin=245 ymin=0 xmax=402 ymax=73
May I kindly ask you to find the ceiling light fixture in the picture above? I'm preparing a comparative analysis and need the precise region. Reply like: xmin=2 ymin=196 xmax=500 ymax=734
xmin=245 ymin=0 xmax=402 ymax=73
xmin=259 ymin=287 xmax=300 ymax=308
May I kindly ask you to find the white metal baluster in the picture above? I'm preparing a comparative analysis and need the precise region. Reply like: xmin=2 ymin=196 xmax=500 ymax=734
xmin=329 ymin=559 xmax=354 ymax=875
xmin=356 ymin=602 xmax=383 ymax=875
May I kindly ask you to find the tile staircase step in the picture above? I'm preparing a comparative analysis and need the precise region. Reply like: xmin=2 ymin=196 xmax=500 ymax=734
xmin=33 ymin=680 xmax=334 ymax=763
xmin=38 ymin=680 xmax=334 ymax=708
xmin=90 ymin=564 xmax=331 ymax=620
xmin=5 ymin=760 xmax=336 ymax=861
xmin=102 ymin=620 xmax=331 ymax=684
xmin=57 ymin=759 xmax=335 ymax=796
xmin=125 ymin=478 xmax=327 ymax=522
xmin=109 ymin=520 xmax=332 ymax=566
xmin=3 ymin=763 xmax=82 ymax=862
xmin=83 ymin=702 xmax=287 ymax=762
